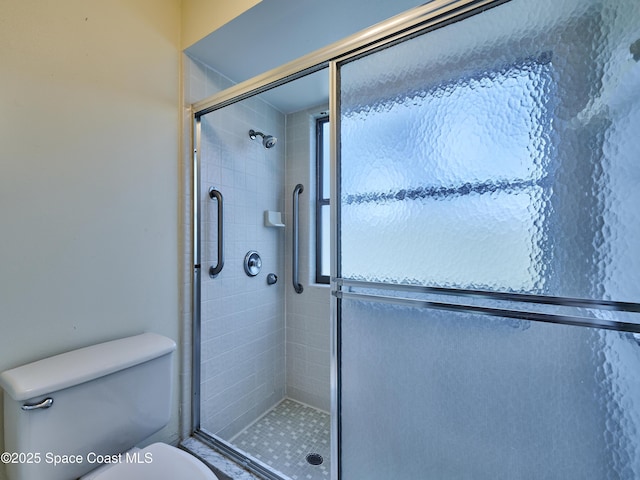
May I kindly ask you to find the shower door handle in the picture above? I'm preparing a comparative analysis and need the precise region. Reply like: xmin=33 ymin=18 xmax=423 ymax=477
xmin=209 ymin=187 xmax=224 ymax=278
xmin=292 ymin=184 xmax=304 ymax=294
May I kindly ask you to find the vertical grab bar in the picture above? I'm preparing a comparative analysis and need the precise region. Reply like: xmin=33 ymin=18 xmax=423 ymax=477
xmin=209 ymin=187 xmax=224 ymax=278
xmin=292 ymin=184 xmax=304 ymax=294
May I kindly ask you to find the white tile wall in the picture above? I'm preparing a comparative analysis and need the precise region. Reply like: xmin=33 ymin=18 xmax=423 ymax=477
xmin=198 ymin=89 xmax=287 ymax=439
xmin=285 ymin=106 xmax=332 ymax=413
xmin=182 ymin=56 xmax=240 ymax=438
xmin=182 ymin=56 xmax=331 ymax=444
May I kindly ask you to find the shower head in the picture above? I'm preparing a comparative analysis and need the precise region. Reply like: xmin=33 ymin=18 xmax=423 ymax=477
xmin=263 ymin=135 xmax=277 ymax=149
xmin=249 ymin=129 xmax=277 ymax=149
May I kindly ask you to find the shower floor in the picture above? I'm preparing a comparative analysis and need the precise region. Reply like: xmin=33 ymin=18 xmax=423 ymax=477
xmin=232 ymin=398 xmax=330 ymax=480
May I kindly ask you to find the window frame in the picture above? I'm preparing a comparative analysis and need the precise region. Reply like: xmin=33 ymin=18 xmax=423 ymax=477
xmin=315 ymin=115 xmax=330 ymax=285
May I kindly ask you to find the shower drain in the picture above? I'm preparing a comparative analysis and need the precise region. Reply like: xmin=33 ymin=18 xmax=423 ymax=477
xmin=306 ymin=453 xmax=324 ymax=466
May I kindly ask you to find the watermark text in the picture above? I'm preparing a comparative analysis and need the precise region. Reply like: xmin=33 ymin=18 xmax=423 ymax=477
xmin=1 ymin=451 xmax=153 ymax=466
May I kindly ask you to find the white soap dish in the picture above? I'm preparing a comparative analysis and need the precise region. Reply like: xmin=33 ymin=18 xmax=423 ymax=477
xmin=264 ymin=210 xmax=285 ymax=228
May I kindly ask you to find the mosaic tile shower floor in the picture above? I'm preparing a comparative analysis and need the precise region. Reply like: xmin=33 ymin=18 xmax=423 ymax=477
xmin=232 ymin=398 xmax=330 ymax=480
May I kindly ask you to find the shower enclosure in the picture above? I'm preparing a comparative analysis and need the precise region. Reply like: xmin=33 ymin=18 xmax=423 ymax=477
xmin=190 ymin=0 xmax=640 ymax=478
xmin=191 ymin=66 xmax=332 ymax=480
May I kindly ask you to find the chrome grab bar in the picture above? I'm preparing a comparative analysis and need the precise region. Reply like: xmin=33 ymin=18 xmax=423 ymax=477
xmin=292 ymin=184 xmax=304 ymax=294
xmin=209 ymin=187 xmax=224 ymax=278
xmin=22 ymin=397 xmax=54 ymax=411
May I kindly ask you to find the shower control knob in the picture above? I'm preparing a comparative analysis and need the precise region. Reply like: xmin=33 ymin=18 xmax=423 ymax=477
xmin=244 ymin=251 xmax=262 ymax=277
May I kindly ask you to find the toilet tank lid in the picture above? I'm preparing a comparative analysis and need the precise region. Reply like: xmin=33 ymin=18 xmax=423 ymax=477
xmin=0 ymin=333 xmax=176 ymax=401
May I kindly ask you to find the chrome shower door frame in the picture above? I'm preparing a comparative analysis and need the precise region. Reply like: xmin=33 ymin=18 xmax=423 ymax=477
xmin=332 ymin=0 xmax=640 ymax=478
xmin=189 ymin=1 xmax=522 ymax=478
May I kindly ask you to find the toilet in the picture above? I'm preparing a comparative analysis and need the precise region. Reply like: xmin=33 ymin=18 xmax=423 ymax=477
xmin=0 ymin=333 xmax=219 ymax=480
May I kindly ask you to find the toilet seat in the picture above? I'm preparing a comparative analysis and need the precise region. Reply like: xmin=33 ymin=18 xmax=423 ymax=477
xmin=84 ymin=443 xmax=219 ymax=480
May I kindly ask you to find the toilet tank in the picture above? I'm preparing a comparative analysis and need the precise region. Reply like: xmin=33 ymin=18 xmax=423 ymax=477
xmin=0 ymin=333 xmax=176 ymax=480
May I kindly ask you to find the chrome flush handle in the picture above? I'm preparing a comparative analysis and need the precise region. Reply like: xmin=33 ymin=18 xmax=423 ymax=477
xmin=21 ymin=397 xmax=54 ymax=411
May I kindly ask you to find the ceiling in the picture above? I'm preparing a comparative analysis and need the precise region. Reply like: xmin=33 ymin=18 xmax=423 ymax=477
xmin=185 ymin=0 xmax=427 ymax=113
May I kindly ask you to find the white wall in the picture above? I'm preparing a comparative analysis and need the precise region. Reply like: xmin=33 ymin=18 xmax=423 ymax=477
xmin=181 ymin=0 xmax=261 ymax=49
xmin=0 ymin=2 xmax=181 ymax=478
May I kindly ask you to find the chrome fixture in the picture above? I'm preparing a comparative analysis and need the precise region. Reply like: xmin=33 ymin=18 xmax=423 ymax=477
xmin=244 ymin=251 xmax=262 ymax=277
xmin=21 ymin=397 xmax=54 ymax=411
xmin=209 ymin=187 xmax=224 ymax=278
xmin=267 ymin=273 xmax=278 ymax=285
xmin=249 ymin=129 xmax=277 ymax=149
xmin=292 ymin=184 xmax=304 ymax=294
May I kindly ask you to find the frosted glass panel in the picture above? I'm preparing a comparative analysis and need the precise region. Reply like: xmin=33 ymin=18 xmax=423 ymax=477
xmin=340 ymin=298 xmax=640 ymax=479
xmin=339 ymin=0 xmax=640 ymax=301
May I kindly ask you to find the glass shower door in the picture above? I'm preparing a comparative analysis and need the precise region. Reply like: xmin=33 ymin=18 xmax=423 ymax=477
xmin=334 ymin=0 xmax=640 ymax=478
